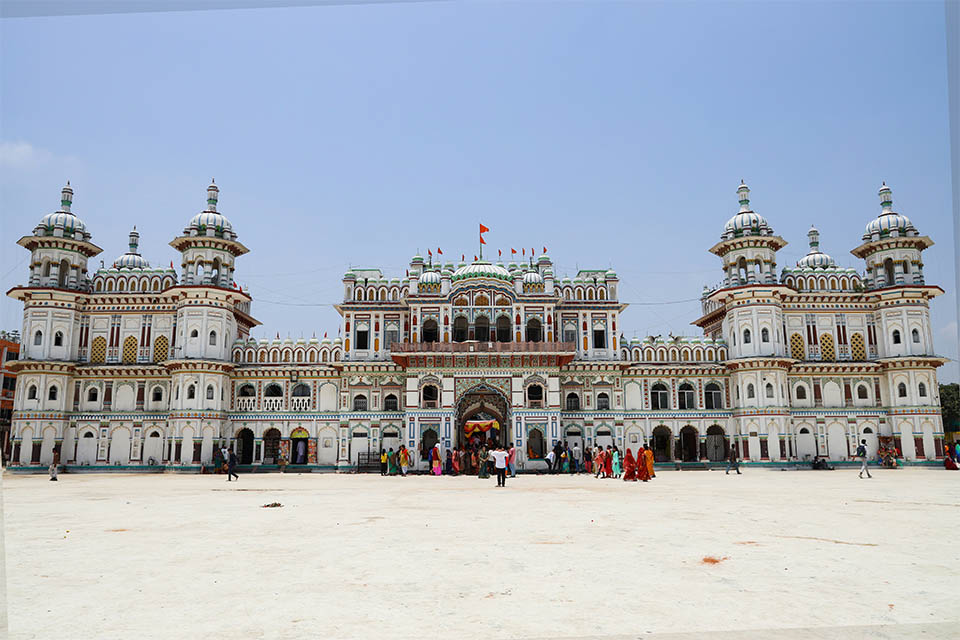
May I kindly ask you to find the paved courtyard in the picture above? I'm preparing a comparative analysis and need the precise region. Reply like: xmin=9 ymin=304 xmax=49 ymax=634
xmin=2 ymin=468 xmax=958 ymax=639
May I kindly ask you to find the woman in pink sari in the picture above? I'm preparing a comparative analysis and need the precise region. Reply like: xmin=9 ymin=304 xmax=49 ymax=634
xmin=431 ymin=444 xmax=442 ymax=476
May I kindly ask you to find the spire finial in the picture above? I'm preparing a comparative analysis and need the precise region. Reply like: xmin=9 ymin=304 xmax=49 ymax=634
xmin=737 ymin=181 xmax=750 ymax=212
xmin=807 ymin=225 xmax=820 ymax=250
xmin=207 ymin=180 xmax=219 ymax=212
xmin=878 ymin=182 xmax=893 ymax=214
xmin=129 ymin=227 xmax=140 ymax=254
xmin=61 ymin=181 xmax=74 ymax=212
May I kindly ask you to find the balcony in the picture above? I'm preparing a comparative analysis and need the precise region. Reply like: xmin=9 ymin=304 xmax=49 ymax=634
xmin=391 ymin=341 xmax=576 ymax=354
xmin=236 ymin=397 xmax=256 ymax=411
xmin=262 ymin=398 xmax=284 ymax=411
xmin=290 ymin=397 xmax=311 ymax=411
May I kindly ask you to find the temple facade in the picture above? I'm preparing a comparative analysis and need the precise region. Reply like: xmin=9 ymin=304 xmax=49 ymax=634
xmin=6 ymin=180 xmax=948 ymax=470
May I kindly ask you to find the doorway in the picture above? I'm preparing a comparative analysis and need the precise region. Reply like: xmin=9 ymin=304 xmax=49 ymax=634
xmin=679 ymin=425 xmax=699 ymax=462
xmin=705 ymin=425 xmax=727 ymax=462
xmin=237 ymin=428 xmax=254 ymax=464
xmin=652 ymin=425 xmax=672 ymax=462
xmin=290 ymin=427 xmax=309 ymax=464
xmin=263 ymin=428 xmax=281 ymax=464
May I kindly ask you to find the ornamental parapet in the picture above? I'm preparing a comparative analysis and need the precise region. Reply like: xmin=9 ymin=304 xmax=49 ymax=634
xmin=390 ymin=341 xmax=576 ymax=354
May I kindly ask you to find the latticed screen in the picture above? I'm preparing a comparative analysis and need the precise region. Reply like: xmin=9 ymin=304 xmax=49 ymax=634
xmin=153 ymin=335 xmax=169 ymax=362
xmin=850 ymin=332 xmax=866 ymax=361
xmin=122 ymin=336 xmax=138 ymax=364
xmin=90 ymin=336 xmax=107 ymax=363
xmin=819 ymin=333 xmax=836 ymax=361
xmin=790 ymin=333 xmax=805 ymax=360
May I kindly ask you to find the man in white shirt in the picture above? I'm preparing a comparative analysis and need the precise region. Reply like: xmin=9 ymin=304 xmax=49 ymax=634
xmin=545 ymin=449 xmax=556 ymax=473
xmin=572 ymin=443 xmax=583 ymax=473
xmin=489 ymin=444 xmax=510 ymax=487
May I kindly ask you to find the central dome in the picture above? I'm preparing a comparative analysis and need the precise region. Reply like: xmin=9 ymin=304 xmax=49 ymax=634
xmin=452 ymin=261 xmax=512 ymax=282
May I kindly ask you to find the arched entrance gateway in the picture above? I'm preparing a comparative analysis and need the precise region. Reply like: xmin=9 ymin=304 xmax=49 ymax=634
xmin=456 ymin=385 xmax=510 ymax=450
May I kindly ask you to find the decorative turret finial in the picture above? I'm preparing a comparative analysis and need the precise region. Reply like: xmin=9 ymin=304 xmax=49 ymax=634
xmin=128 ymin=227 xmax=140 ymax=254
xmin=207 ymin=179 xmax=219 ymax=212
xmin=737 ymin=180 xmax=750 ymax=212
xmin=807 ymin=225 xmax=820 ymax=250
xmin=879 ymin=182 xmax=893 ymax=214
xmin=61 ymin=181 xmax=73 ymax=212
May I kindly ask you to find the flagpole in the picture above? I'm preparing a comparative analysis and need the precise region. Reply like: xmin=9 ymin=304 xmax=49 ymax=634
xmin=479 ymin=224 xmax=483 ymax=261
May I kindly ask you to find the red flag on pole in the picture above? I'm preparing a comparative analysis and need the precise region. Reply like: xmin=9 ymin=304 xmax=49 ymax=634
xmin=428 ymin=249 xmax=432 ymax=257
xmin=437 ymin=248 xmax=443 ymax=255
xmin=543 ymin=246 xmax=547 ymax=253
xmin=531 ymin=248 xmax=534 ymax=257
xmin=479 ymin=223 xmax=489 ymax=245
xmin=511 ymin=248 xmax=517 ymax=255
xmin=462 ymin=254 xmax=465 ymax=262
xmin=474 ymin=255 xmax=478 ymax=261
xmin=498 ymin=249 xmax=502 ymax=257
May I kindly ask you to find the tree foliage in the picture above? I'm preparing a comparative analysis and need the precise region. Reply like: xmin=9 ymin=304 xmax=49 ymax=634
xmin=941 ymin=383 xmax=959 ymax=430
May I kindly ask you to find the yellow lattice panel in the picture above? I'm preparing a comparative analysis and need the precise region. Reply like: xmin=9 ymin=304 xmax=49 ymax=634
xmin=122 ymin=336 xmax=138 ymax=364
xmin=789 ymin=333 xmax=805 ymax=360
xmin=819 ymin=333 xmax=835 ymax=361
xmin=850 ymin=332 xmax=866 ymax=360
xmin=153 ymin=335 xmax=169 ymax=362
xmin=90 ymin=336 xmax=107 ymax=363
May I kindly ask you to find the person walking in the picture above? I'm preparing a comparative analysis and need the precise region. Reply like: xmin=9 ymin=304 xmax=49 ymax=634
xmin=584 ymin=445 xmax=592 ymax=475
xmin=612 ymin=446 xmax=622 ymax=478
xmin=637 ymin=445 xmax=650 ymax=482
xmin=490 ymin=445 xmax=509 ymax=487
xmin=48 ymin=461 xmax=58 ymax=481
xmin=726 ymin=444 xmax=741 ymax=475
xmin=227 ymin=450 xmax=239 ymax=481
xmin=856 ymin=439 xmax=872 ymax=479
xmin=380 ymin=448 xmax=388 ymax=476
xmin=572 ymin=442 xmax=582 ymax=474
xmin=604 ymin=446 xmax=614 ymax=478
xmin=644 ymin=444 xmax=656 ymax=480
xmin=594 ymin=446 xmax=605 ymax=478
xmin=507 ymin=443 xmax=517 ymax=478
xmin=399 ymin=445 xmax=410 ymax=477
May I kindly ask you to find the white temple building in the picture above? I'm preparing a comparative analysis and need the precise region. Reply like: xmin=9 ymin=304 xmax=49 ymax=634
xmin=6 ymin=180 xmax=948 ymax=470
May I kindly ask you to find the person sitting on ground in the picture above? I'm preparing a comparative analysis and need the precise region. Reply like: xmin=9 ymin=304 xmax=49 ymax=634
xmin=811 ymin=455 xmax=833 ymax=470
xmin=945 ymin=455 xmax=958 ymax=471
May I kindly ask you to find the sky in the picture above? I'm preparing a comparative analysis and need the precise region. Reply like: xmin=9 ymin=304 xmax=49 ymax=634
xmin=1 ymin=1 xmax=957 ymax=382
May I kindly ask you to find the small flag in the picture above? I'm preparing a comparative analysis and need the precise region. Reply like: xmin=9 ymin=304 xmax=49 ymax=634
xmin=462 ymin=254 xmax=465 ymax=262
xmin=324 ymin=332 xmax=327 ymax=338
xmin=511 ymin=248 xmax=517 ymax=255
xmin=543 ymin=246 xmax=547 ymax=254
xmin=498 ymin=249 xmax=502 ymax=258
xmin=479 ymin=223 xmax=489 ymax=245
xmin=531 ymin=248 xmax=534 ymax=257
xmin=437 ymin=247 xmax=443 ymax=255
xmin=474 ymin=255 xmax=477 ymax=261
xmin=522 ymin=248 xmax=525 ymax=256
xmin=428 ymin=249 xmax=432 ymax=257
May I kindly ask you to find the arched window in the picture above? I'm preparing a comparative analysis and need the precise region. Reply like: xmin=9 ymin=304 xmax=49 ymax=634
xmin=795 ymin=385 xmax=807 ymax=400
xmin=525 ymin=317 xmax=542 ymax=343
xmin=883 ymin=258 xmax=895 ymax=285
xmin=152 ymin=387 xmax=163 ymax=402
xmin=264 ymin=384 xmax=283 ymax=397
xmin=190 ymin=329 xmax=199 ymax=339
xmin=761 ymin=327 xmax=769 ymax=343
xmin=897 ymin=382 xmax=907 ymax=398
xmin=677 ymin=383 xmax=695 ymax=410
xmin=187 ymin=385 xmax=196 ymax=400
xmin=496 ymin=316 xmax=511 ymax=342
xmin=527 ymin=384 xmax=544 ymax=407
xmin=384 ymin=394 xmax=399 ymax=411
xmin=238 ymin=384 xmax=255 ymax=398
xmin=453 ymin=316 xmax=468 ymax=343
xmin=34 ymin=330 xmax=42 ymax=346
xmin=475 ymin=316 xmax=490 ymax=342
xmin=53 ymin=331 xmax=64 ymax=346
xmin=704 ymin=383 xmax=722 ymax=409
xmin=743 ymin=328 xmax=751 ymax=344
xmin=87 ymin=387 xmax=98 ymax=402
xmin=48 ymin=385 xmax=58 ymax=401
xmin=565 ymin=393 xmax=580 ymax=411
xmin=765 ymin=383 xmax=774 ymax=399
xmin=353 ymin=394 xmax=368 ymax=411
xmin=856 ymin=385 xmax=868 ymax=400
xmin=58 ymin=258 xmax=70 ymax=287
xmin=209 ymin=330 xmax=217 ymax=346
xmin=422 ymin=319 xmax=439 ymax=343
xmin=291 ymin=383 xmax=310 ymax=397
xmin=911 ymin=329 xmax=920 ymax=344
xmin=650 ymin=383 xmax=669 ymax=410
xmin=746 ymin=384 xmax=755 ymax=399
xmin=892 ymin=330 xmax=901 ymax=345
xmin=206 ymin=385 xmax=215 ymax=400
xmin=918 ymin=382 xmax=927 ymax=398
xmin=596 ymin=392 xmax=610 ymax=410
xmin=355 ymin=323 xmax=369 ymax=350
xmin=421 ymin=385 xmax=438 ymax=408
xmin=27 ymin=384 xmax=38 ymax=400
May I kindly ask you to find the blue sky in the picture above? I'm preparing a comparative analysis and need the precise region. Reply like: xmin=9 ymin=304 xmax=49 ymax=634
xmin=1 ymin=1 xmax=956 ymax=382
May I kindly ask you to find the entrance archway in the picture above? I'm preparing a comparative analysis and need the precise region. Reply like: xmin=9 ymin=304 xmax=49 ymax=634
xmin=290 ymin=427 xmax=309 ymax=464
xmin=456 ymin=385 xmax=510 ymax=450
xmin=420 ymin=428 xmax=438 ymax=462
xmin=652 ymin=425 xmax=672 ymax=462
xmin=236 ymin=428 xmax=254 ymax=464
xmin=382 ymin=428 xmax=400 ymax=456
xmin=679 ymin=425 xmax=699 ymax=462
xmin=565 ymin=426 xmax=583 ymax=453
xmin=263 ymin=428 xmax=281 ymax=464
xmin=796 ymin=427 xmax=816 ymax=461
xmin=595 ymin=427 xmax=613 ymax=451
xmin=705 ymin=425 xmax=727 ymax=462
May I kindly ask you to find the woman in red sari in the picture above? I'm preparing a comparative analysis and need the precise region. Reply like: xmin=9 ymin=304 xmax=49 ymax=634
xmin=623 ymin=448 xmax=637 ymax=481
xmin=637 ymin=446 xmax=650 ymax=482
xmin=594 ymin=447 xmax=605 ymax=478
xmin=603 ymin=446 xmax=614 ymax=478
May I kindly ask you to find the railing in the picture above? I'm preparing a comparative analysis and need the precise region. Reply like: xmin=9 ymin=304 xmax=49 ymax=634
xmin=236 ymin=397 xmax=256 ymax=411
xmin=262 ymin=397 xmax=284 ymax=411
xmin=290 ymin=397 xmax=311 ymax=411
xmin=391 ymin=341 xmax=576 ymax=354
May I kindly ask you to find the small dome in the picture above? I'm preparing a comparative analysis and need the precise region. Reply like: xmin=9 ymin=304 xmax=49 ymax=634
xmin=36 ymin=183 xmax=90 ymax=240
xmin=452 ymin=261 xmax=512 ymax=282
xmin=522 ymin=271 xmax=544 ymax=284
xmin=113 ymin=228 xmax=151 ymax=269
xmin=721 ymin=182 xmax=773 ymax=239
xmin=863 ymin=183 xmax=917 ymax=240
xmin=605 ymin=269 xmax=618 ymax=278
xmin=796 ymin=226 xmax=836 ymax=269
xmin=184 ymin=180 xmax=236 ymax=238
xmin=419 ymin=270 xmax=442 ymax=285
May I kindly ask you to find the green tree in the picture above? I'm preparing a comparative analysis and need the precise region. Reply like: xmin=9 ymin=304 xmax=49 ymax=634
xmin=940 ymin=383 xmax=959 ymax=431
